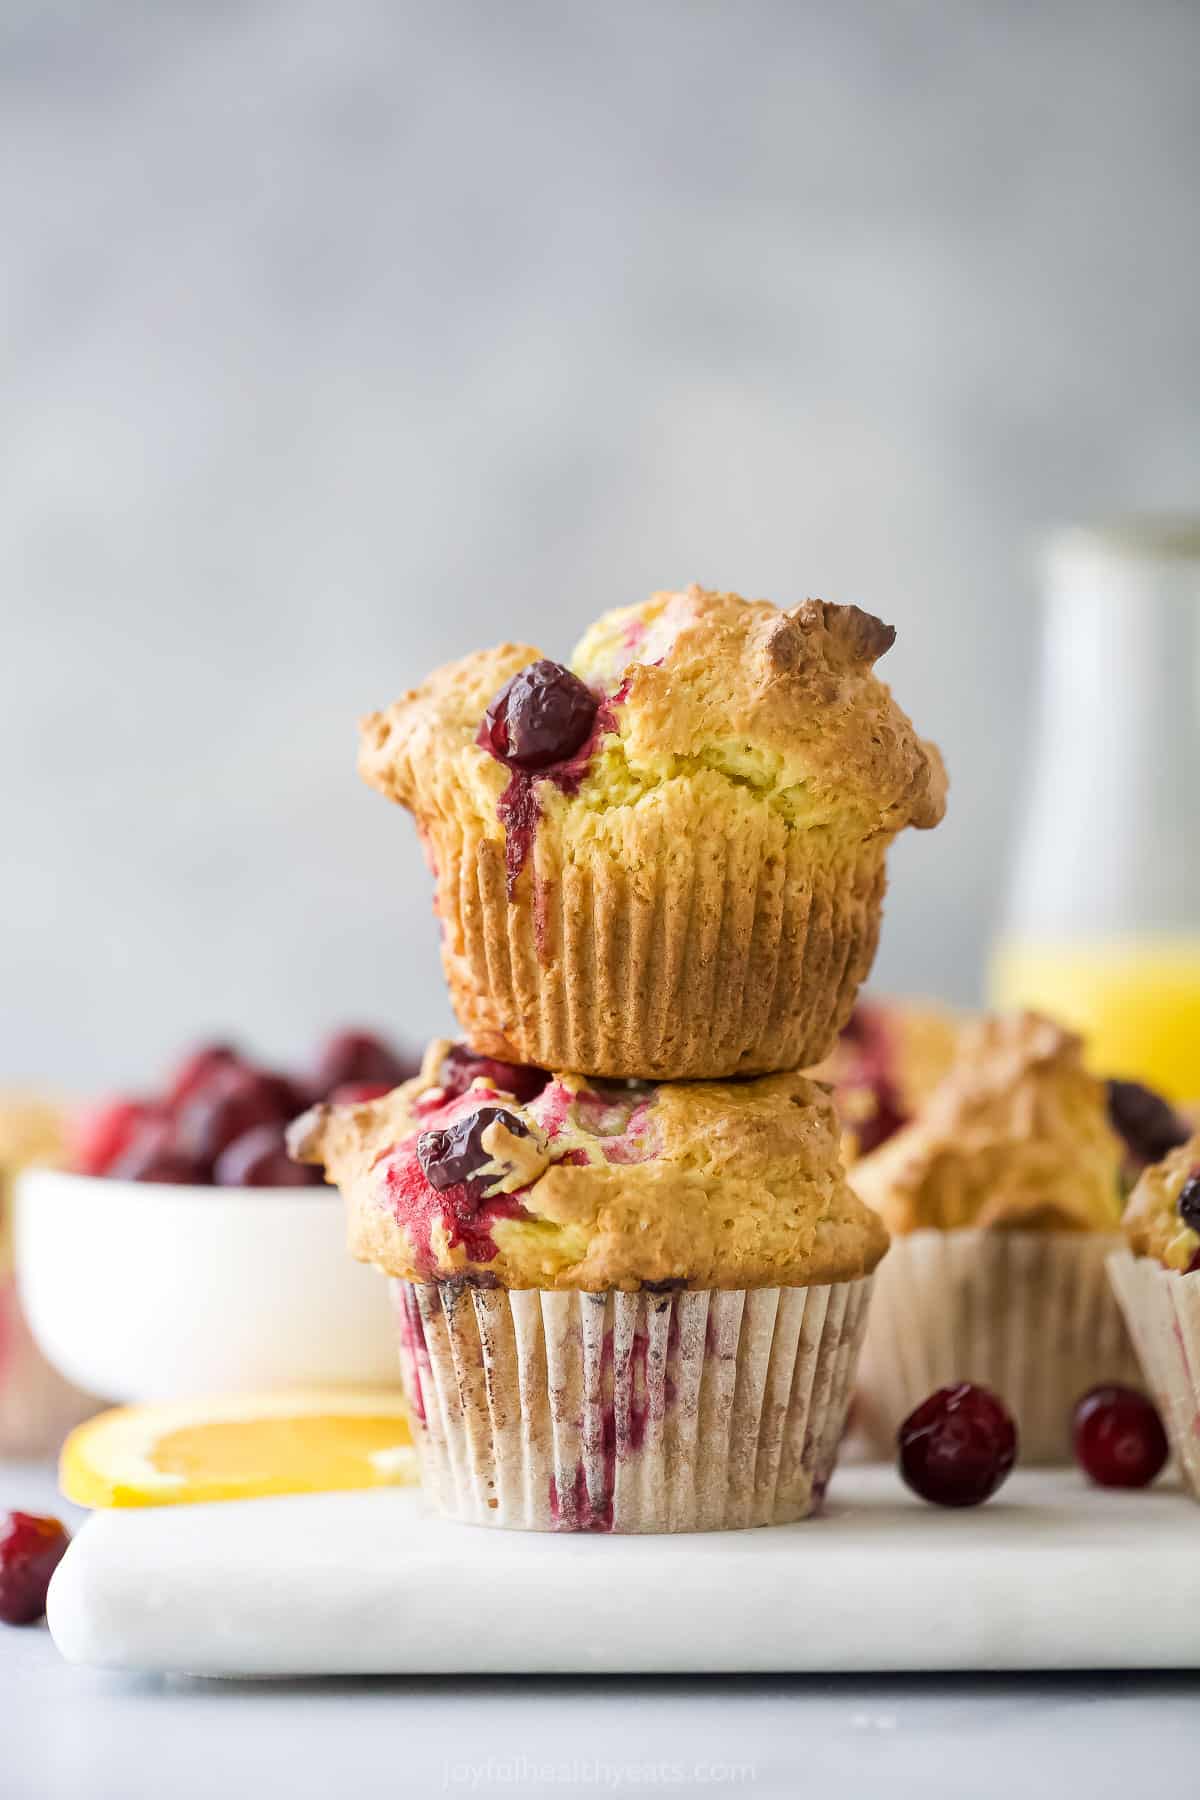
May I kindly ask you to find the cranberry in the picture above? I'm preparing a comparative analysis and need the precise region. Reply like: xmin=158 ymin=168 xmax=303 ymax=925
xmin=1106 ymin=1079 xmax=1190 ymax=1167
xmin=480 ymin=660 xmax=597 ymax=771
xmin=109 ymin=1118 xmax=208 ymax=1184
xmin=417 ymin=1104 xmax=529 ymax=1196
xmin=164 ymin=1042 xmax=242 ymax=1109
xmin=214 ymin=1123 xmax=322 ymax=1188
xmin=176 ymin=1064 xmax=300 ymax=1165
xmin=329 ymin=1081 xmax=395 ymax=1106
xmin=1178 ymin=1169 xmax=1200 ymax=1233
xmin=437 ymin=1043 xmax=548 ymax=1105
xmin=0 ymin=1511 xmax=70 ymax=1626
xmin=898 ymin=1383 xmax=1017 ymax=1507
xmin=72 ymin=1097 xmax=161 ymax=1176
xmin=310 ymin=1030 xmax=417 ymax=1101
xmin=1072 ymin=1385 xmax=1168 ymax=1488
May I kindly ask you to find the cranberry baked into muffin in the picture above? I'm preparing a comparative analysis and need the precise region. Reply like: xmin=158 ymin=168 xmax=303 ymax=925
xmin=1108 ymin=1134 xmax=1200 ymax=1499
xmin=849 ymin=1012 xmax=1138 ymax=1462
xmin=360 ymin=586 xmax=946 ymax=1080
xmin=290 ymin=1040 xmax=887 ymax=1531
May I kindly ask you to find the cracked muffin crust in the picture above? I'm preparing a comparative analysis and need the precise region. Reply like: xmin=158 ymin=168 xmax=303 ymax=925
xmin=849 ymin=1011 xmax=1124 ymax=1235
xmin=288 ymin=1038 xmax=889 ymax=1291
xmin=359 ymin=585 xmax=947 ymax=1079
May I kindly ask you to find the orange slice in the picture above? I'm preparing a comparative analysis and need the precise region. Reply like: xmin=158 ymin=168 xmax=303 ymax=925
xmin=60 ymin=1387 xmax=416 ymax=1507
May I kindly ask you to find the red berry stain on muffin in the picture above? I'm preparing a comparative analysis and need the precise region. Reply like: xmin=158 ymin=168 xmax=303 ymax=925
xmin=393 ymin=1286 xmax=430 ymax=1423
xmin=375 ymin=1091 xmax=535 ymax=1274
xmin=477 ymin=665 xmax=626 ymax=898
xmin=548 ymin=1464 xmax=613 ymax=1532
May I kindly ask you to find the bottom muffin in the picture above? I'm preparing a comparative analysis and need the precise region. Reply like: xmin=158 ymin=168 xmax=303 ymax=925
xmin=289 ymin=1040 xmax=887 ymax=1531
xmin=1108 ymin=1133 xmax=1200 ymax=1500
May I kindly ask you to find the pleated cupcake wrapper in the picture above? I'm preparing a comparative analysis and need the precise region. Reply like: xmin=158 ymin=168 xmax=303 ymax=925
xmin=392 ymin=1275 xmax=873 ymax=1531
xmin=431 ymin=781 xmax=888 ymax=1079
xmin=853 ymin=1231 xmax=1140 ymax=1464
xmin=1107 ymin=1251 xmax=1200 ymax=1501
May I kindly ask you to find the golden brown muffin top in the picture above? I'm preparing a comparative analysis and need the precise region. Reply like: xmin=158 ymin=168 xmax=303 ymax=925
xmin=1121 ymin=1134 xmax=1200 ymax=1272
xmin=359 ymin=585 xmax=946 ymax=842
xmin=849 ymin=1012 xmax=1124 ymax=1234
xmin=289 ymin=1039 xmax=888 ymax=1291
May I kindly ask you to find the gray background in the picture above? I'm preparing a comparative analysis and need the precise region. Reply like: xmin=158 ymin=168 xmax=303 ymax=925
xmin=4 ymin=0 xmax=1199 ymax=1087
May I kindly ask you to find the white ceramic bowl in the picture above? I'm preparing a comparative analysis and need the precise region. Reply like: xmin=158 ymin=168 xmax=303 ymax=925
xmin=14 ymin=1168 xmax=400 ymax=1402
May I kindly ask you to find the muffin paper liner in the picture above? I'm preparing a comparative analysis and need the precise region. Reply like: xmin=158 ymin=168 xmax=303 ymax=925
xmin=1107 ymin=1251 xmax=1200 ymax=1501
xmin=852 ymin=1230 xmax=1139 ymax=1464
xmin=434 ymin=779 xmax=888 ymax=1079
xmin=392 ymin=1275 xmax=873 ymax=1531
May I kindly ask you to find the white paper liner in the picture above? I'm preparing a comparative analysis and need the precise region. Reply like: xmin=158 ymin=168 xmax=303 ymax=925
xmin=391 ymin=1275 xmax=873 ymax=1531
xmin=853 ymin=1230 xmax=1140 ymax=1464
xmin=1107 ymin=1250 xmax=1200 ymax=1501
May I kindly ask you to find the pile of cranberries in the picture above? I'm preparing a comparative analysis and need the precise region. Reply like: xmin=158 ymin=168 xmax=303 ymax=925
xmin=897 ymin=1379 xmax=1172 ymax=1506
xmin=72 ymin=1029 xmax=417 ymax=1189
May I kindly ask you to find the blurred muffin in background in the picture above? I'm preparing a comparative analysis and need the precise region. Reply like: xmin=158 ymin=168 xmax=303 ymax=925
xmin=848 ymin=1011 xmax=1140 ymax=1462
xmin=812 ymin=996 xmax=964 ymax=1160
xmin=0 ymin=1094 xmax=100 ymax=1455
xmin=1108 ymin=1132 xmax=1200 ymax=1500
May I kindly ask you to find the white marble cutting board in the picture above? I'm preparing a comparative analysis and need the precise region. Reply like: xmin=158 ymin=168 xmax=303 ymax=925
xmin=47 ymin=1466 xmax=1199 ymax=1677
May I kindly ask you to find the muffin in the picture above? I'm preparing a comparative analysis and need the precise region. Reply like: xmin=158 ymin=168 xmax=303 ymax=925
xmin=0 ymin=1095 xmax=99 ymax=1454
xmin=1107 ymin=1135 xmax=1200 ymax=1498
xmin=812 ymin=996 xmax=964 ymax=1159
xmin=360 ymin=586 xmax=946 ymax=1080
xmin=849 ymin=1011 xmax=1139 ymax=1462
xmin=289 ymin=1040 xmax=887 ymax=1531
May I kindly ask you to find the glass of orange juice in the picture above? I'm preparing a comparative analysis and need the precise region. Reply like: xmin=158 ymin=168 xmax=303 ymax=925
xmin=990 ymin=519 xmax=1200 ymax=1101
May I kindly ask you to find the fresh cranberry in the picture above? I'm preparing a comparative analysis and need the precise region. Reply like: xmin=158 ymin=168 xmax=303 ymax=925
xmin=1072 ymin=1385 xmax=1168 ymax=1488
xmin=1177 ymin=1169 xmax=1200 ymax=1232
xmin=0 ymin=1511 xmax=71 ymax=1625
xmin=175 ymin=1064 xmax=300 ymax=1165
xmin=214 ymin=1123 xmax=322 ymax=1188
xmin=164 ymin=1042 xmax=242 ymax=1109
xmin=329 ymin=1081 xmax=396 ymax=1106
xmin=1106 ymin=1079 xmax=1190 ymax=1167
xmin=437 ymin=1043 xmax=548 ymax=1105
xmin=898 ymin=1383 xmax=1017 ymax=1507
xmin=480 ymin=660 xmax=597 ymax=771
xmin=417 ymin=1104 xmax=529 ymax=1196
xmin=72 ymin=1097 xmax=161 ymax=1176
xmin=310 ymin=1030 xmax=417 ymax=1101
xmin=109 ymin=1117 xmax=209 ymax=1184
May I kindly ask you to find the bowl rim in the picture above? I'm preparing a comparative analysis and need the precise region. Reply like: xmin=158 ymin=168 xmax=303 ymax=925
xmin=14 ymin=1165 xmax=338 ymax=1204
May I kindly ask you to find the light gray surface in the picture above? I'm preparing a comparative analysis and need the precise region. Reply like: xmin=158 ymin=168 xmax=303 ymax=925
xmin=4 ymin=1461 xmax=1199 ymax=1799
xmin=4 ymin=0 xmax=1200 ymax=1086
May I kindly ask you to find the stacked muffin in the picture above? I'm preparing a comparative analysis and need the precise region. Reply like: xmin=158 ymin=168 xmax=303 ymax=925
xmin=293 ymin=585 xmax=946 ymax=1530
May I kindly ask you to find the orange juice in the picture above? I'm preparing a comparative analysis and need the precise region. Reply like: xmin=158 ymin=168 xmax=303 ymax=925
xmin=989 ymin=935 xmax=1200 ymax=1101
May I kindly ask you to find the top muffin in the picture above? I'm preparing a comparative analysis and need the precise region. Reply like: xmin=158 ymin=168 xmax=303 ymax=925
xmin=361 ymin=585 xmax=946 ymax=1080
